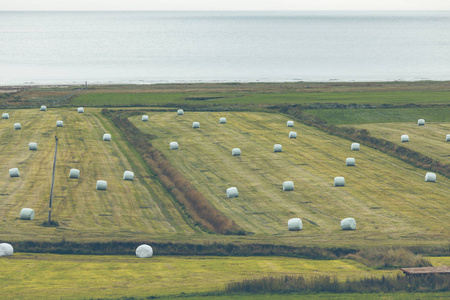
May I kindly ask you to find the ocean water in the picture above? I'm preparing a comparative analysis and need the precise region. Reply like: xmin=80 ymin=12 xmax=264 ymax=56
xmin=1 ymin=11 xmax=450 ymax=85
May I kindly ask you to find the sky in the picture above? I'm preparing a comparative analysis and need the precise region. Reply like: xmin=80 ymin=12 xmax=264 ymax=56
xmin=1 ymin=0 xmax=449 ymax=11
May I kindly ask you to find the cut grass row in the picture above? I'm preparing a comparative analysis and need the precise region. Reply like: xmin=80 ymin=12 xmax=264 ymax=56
xmin=131 ymin=111 xmax=450 ymax=247
xmin=0 ymin=108 xmax=196 ymax=242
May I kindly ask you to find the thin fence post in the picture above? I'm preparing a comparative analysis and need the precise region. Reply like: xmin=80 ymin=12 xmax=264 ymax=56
xmin=48 ymin=136 xmax=58 ymax=224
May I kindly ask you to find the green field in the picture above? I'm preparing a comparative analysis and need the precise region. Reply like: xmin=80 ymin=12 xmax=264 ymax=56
xmin=306 ymin=107 xmax=450 ymax=125
xmin=71 ymin=90 xmax=450 ymax=107
xmin=132 ymin=111 xmax=450 ymax=247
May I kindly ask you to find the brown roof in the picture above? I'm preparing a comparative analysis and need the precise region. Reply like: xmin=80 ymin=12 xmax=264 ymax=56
xmin=400 ymin=266 xmax=450 ymax=275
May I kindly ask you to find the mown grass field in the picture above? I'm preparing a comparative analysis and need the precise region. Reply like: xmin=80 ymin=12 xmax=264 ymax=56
xmin=132 ymin=111 xmax=450 ymax=247
xmin=0 ymin=108 xmax=196 ymax=242
xmin=0 ymin=254 xmax=448 ymax=299
xmin=0 ymin=253 xmax=414 ymax=299
xmin=352 ymin=122 xmax=450 ymax=165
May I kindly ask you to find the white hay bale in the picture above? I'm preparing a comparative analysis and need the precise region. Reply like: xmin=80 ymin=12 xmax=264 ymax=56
xmin=231 ymin=148 xmax=241 ymax=156
xmin=142 ymin=115 xmax=149 ymax=121
xmin=9 ymin=168 xmax=19 ymax=177
xmin=170 ymin=142 xmax=179 ymax=150
xmin=20 ymin=208 xmax=34 ymax=220
xmin=274 ymin=144 xmax=282 ymax=152
xmin=219 ymin=117 xmax=227 ymax=124
xmin=56 ymin=120 xmax=63 ymax=127
xmin=14 ymin=123 xmax=21 ymax=130
xmin=446 ymin=134 xmax=450 ymax=142
xmin=103 ymin=133 xmax=111 ymax=141
xmin=425 ymin=172 xmax=436 ymax=182
xmin=334 ymin=177 xmax=345 ymax=187
xmin=77 ymin=107 xmax=84 ymax=113
xmin=40 ymin=105 xmax=47 ymax=111
xmin=226 ymin=187 xmax=238 ymax=198
xmin=418 ymin=119 xmax=425 ymax=126
xmin=287 ymin=120 xmax=294 ymax=127
xmin=96 ymin=180 xmax=107 ymax=190
xmin=136 ymin=244 xmax=153 ymax=258
xmin=341 ymin=218 xmax=356 ymax=230
xmin=289 ymin=131 xmax=297 ymax=139
xmin=192 ymin=122 xmax=200 ymax=128
xmin=351 ymin=143 xmax=360 ymax=151
xmin=29 ymin=142 xmax=37 ymax=150
xmin=401 ymin=135 xmax=409 ymax=142
xmin=0 ymin=243 xmax=13 ymax=256
xmin=283 ymin=181 xmax=294 ymax=191
xmin=69 ymin=169 xmax=80 ymax=179
xmin=2 ymin=113 xmax=9 ymax=119
xmin=177 ymin=109 xmax=184 ymax=115
xmin=346 ymin=158 xmax=355 ymax=166
xmin=123 ymin=171 xmax=134 ymax=181
xmin=288 ymin=218 xmax=303 ymax=231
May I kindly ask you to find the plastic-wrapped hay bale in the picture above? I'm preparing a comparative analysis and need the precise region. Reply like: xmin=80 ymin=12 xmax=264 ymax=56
xmin=69 ymin=169 xmax=80 ymax=179
xmin=289 ymin=131 xmax=297 ymax=139
xmin=346 ymin=158 xmax=355 ymax=166
xmin=425 ymin=172 xmax=436 ymax=182
xmin=334 ymin=177 xmax=345 ymax=187
xmin=136 ymin=244 xmax=153 ymax=258
xmin=288 ymin=218 xmax=303 ymax=231
xmin=287 ymin=120 xmax=294 ymax=127
xmin=40 ymin=105 xmax=47 ymax=111
xmin=103 ymin=133 xmax=111 ymax=141
xmin=2 ymin=113 xmax=9 ymax=119
xmin=142 ymin=115 xmax=149 ymax=121
xmin=351 ymin=143 xmax=360 ymax=151
xmin=446 ymin=134 xmax=450 ymax=142
xmin=123 ymin=171 xmax=134 ymax=181
xmin=20 ymin=208 xmax=35 ymax=220
xmin=170 ymin=142 xmax=179 ymax=150
xmin=29 ymin=142 xmax=37 ymax=150
xmin=341 ymin=218 xmax=356 ymax=230
xmin=232 ymin=148 xmax=241 ymax=156
xmin=0 ymin=243 xmax=13 ymax=256
xmin=96 ymin=180 xmax=107 ymax=190
xmin=14 ymin=123 xmax=21 ymax=130
xmin=78 ymin=107 xmax=84 ymax=113
xmin=226 ymin=187 xmax=238 ymax=198
xmin=274 ymin=144 xmax=282 ymax=152
xmin=219 ymin=117 xmax=227 ymax=124
xmin=401 ymin=135 xmax=409 ymax=142
xmin=56 ymin=120 xmax=63 ymax=127
xmin=418 ymin=119 xmax=425 ymax=126
xmin=192 ymin=122 xmax=200 ymax=128
xmin=177 ymin=109 xmax=184 ymax=115
xmin=9 ymin=168 xmax=19 ymax=177
xmin=283 ymin=181 xmax=294 ymax=191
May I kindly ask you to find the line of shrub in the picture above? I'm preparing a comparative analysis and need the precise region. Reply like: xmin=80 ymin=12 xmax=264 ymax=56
xmin=13 ymin=240 xmax=353 ymax=258
xmin=278 ymin=105 xmax=450 ymax=178
xmin=224 ymin=274 xmax=450 ymax=294
xmin=101 ymin=109 xmax=244 ymax=235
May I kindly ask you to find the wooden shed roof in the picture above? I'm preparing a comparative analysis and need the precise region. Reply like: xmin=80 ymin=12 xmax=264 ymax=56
xmin=400 ymin=266 xmax=450 ymax=275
